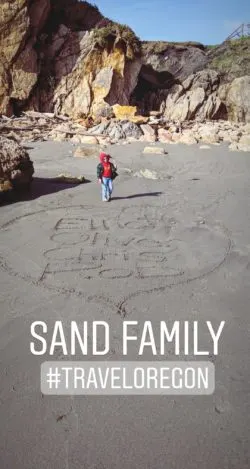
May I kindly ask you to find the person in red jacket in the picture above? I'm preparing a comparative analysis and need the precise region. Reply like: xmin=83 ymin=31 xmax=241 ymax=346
xmin=97 ymin=152 xmax=118 ymax=202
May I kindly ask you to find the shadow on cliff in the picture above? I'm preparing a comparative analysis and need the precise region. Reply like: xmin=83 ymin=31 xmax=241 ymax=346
xmin=130 ymin=64 xmax=179 ymax=114
xmin=1 ymin=177 xmax=90 ymax=205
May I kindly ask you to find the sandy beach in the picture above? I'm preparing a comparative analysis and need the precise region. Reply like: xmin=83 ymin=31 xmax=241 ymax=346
xmin=1 ymin=141 xmax=250 ymax=468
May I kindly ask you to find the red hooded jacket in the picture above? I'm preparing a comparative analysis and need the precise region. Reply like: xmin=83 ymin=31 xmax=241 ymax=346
xmin=99 ymin=152 xmax=112 ymax=178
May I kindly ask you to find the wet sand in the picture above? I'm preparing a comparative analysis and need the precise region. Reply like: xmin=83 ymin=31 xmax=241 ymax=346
xmin=0 ymin=141 xmax=250 ymax=468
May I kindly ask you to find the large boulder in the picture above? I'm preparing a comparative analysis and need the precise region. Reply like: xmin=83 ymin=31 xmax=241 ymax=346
xmin=222 ymin=76 xmax=250 ymax=123
xmin=112 ymin=104 xmax=137 ymax=119
xmin=120 ymin=121 xmax=143 ymax=139
xmin=235 ymin=134 xmax=250 ymax=151
xmin=158 ymin=128 xmax=173 ymax=142
xmin=142 ymin=42 xmax=207 ymax=81
xmin=0 ymin=137 xmax=34 ymax=197
xmin=105 ymin=120 xmax=142 ymax=141
xmin=162 ymin=70 xmax=227 ymax=122
xmin=140 ymin=124 xmax=156 ymax=142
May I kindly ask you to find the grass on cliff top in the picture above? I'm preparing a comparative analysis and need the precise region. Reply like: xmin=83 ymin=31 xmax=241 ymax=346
xmin=93 ymin=21 xmax=141 ymax=58
xmin=208 ymin=36 xmax=250 ymax=74
xmin=142 ymin=40 xmax=205 ymax=54
xmin=206 ymin=36 xmax=250 ymax=49
xmin=226 ymin=36 xmax=250 ymax=47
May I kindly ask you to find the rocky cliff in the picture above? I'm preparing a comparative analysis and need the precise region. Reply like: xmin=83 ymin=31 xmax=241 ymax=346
xmin=132 ymin=38 xmax=250 ymax=121
xmin=0 ymin=0 xmax=250 ymax=122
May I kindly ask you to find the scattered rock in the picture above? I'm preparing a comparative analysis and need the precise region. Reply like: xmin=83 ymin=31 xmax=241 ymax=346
xmin=149 ymin=111 xmax=162 ymax=117
xmin=229 ymin=134 xmax=250 ymax=151
xmin=143 ymin=146 xmax=167 ymax=155
xmin=51 ymin=132 xmax=68 ymax=142
xmin=179 ymin=132 xmax=198 ymax=145
xmin=134 ymin=169 xmax=159 ymax=180
xmin=243 ymin=123 xmax=250 ymax=133
xmin=127 ymin=137 xmax=138 ymax=143
xmin=171 ymin=132 xmax=181 ymax=143
xmin=94 ymin=105 xmax=115 ymax=120
xmin=198 ymin=126 xmax=220 ymax=144
xmin=238 ymin=134 xmax=250 ymax=146
xmin=76 ymin=117 xmax=94 ymax=129
xmin=1 ymin=110 xmax=250 ymax=150
xmin=120 ymin=167 xmax=132 ymax=174
xmin=0 ymin=112 xmax=97 ymax=143
xmin=96 ymin=136 xmax=110 ymax=146
xmin=74 ymin=135 xmax=98 ymax=145
xmin=73 ymin=146 xmax=98 ymax=158
xmin=87 ymin=121 xmax=110 ymax=135
xmin=130 ymin=116 xmax=149 ymax=125
xmin=169 ymin=125 xmax=179 ymax=133
xmin=237 ymin=144 xmax=250 ymax=152
xmin=158 ymin=128 xmax=173 ymax=142
xmin=217 ymin=130 xmax=239 ymax=142
xmin=140 ymin=124 xmax=156 ymax=142
xmin=238 ymin=145 xmax=250 ymax=152
xmin=148 ymin=117 xmax=163 ymax=125
xmin=108 ymin=123 xmax=125 ymax=140
xmin=229 ymin=142 xmax=239 ymax=151
xmin=121 ymin=121 xmax=143 ymax=139
xmin=112 ymin=105 xmax=137 ymax=120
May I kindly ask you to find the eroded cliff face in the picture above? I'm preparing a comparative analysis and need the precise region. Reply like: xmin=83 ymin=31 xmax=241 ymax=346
xmin=0 ymin=0 xmax=51 ymax=114
xmin=0 ymin=0 xmax=105 ymax=115
xmin=131 ymin=42 xmax=208 ymax=115
xmin=0 ymin=0 xmax=250 ymax=122
xmin=38 ymin=31 xmax=142 ymax=118
xmin=134 ymin=40 xmax=250 ymax=122
xmin=0 ymin=0 xmax=144 ymax=118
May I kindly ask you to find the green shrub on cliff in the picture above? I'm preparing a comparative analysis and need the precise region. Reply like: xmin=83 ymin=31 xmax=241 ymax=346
xmin=93 ymin=22 xmax=141 ymax=59
xmin=208 ymin=37 xmax=250 ymax=80
xmin=142 ymin=40 xmax=205 ymax=55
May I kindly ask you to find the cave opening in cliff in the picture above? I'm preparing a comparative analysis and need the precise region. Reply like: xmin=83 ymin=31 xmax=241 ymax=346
xmin=9 ymin=98 xmax=23 ymax=117
xmin=130 ymin=64 xmax=177 ymax=115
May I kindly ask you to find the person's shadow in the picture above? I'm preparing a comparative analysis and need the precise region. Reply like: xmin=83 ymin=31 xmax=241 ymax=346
xmin=0 ymin=176 xmax=91 ymax=205
xmin=111 ymin=192 xmax=162 ymax=200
